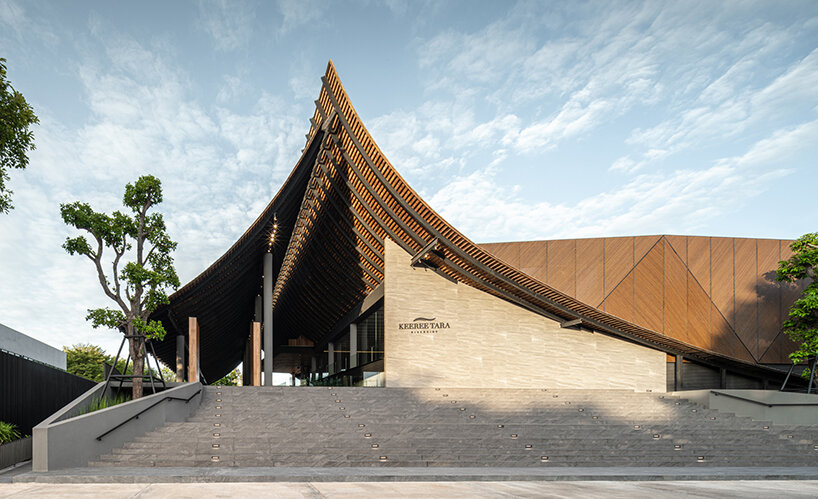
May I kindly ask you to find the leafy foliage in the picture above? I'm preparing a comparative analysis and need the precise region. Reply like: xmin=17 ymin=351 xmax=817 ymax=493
xmin=60 ymin=175 xmax=179 ymax=398
xmin=777 ymin=233 xmax=818 ymax=373
xmin=0 ymin=57 xmax=39 ymax=214
xmin=213 ymin=369 xmax=241 ymax=386
xmin=79 ymin=392 xmax=131 ymax=415
xmin=64 ymin=343 xmax=110 ymax=382
xmin=0 ymin=421 xmax=22 ymax=444
xmin=65 ymin=343 xmax=176 ymax=382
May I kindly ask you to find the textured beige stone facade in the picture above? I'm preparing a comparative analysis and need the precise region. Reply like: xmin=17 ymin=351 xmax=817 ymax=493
xmin=383 ymin=238 xmax=666 ymax=391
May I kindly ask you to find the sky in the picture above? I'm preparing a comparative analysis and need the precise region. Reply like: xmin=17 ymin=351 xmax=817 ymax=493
xmin=0 ymin=0 xmax=817 ymax=359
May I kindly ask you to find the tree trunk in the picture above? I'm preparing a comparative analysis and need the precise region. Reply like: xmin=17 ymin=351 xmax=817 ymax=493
xmin=127 ymin=326 xmax=145 ymax=399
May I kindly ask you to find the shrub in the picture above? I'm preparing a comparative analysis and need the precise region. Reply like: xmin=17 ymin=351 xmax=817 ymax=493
xmin=0 ymin=421 xmax=21 ymax=444
xmin=80 ymin=392 xmax=131 ymax=415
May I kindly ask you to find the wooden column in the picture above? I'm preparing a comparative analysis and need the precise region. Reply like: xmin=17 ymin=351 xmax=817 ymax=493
xmin=188 ymin=317 xmax=199 ymax=383
xmin=251 ymin=321 xmax=262 ymax=386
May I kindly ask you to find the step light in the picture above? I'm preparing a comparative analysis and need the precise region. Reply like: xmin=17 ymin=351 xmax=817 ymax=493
xmin=339 ymin=407 xmax=345 ymax=410
xmin=578 ymin=409 xmax=584 ymax=412
xmin=697 ymin=456 xmax=705 ymax=462
xmin=215 ymin=406 xmax=221 ymax=410
xmin=710 ymin=417 xmax=716 ymax=420
xmin=763 ymin=426 xmax=769 ymax=430
xmin=358 ymin=424 xmax=366 ymax=428
xmin=364 ymin=433 xmax=372 ymax=438
xmin=213 ymin=423 xmax=221 ymax=427
xmin=691 ymin=409 xmax=697 ymax=413
xmin=540 ymin=456 xmax=549 ymax=462
xmin=344 ymin=415 xmax=350 ymax=418
xmin=335 ymin=399 xmax=341 ymax=403
xmin=215 ymin=414 xmax=221 ymax=417
xmin=212 ymin=444 xmax=220 ymax=449
xmin=592 ymin=416 xmax=599 ymax=420
xmin=652 ymin=434 xmax=660 ymax=439
xmin=497 ymin=424 xmax=504 ymax=428
xmin=675 ymin=402 xmax=680 ymax=405
xmin=469 ymin=415 xmax=476 ymax=419
xmin=379 ymin=456 xmax=388 ymax=461
xmin=813 ymin=445 xmax=818 ymax=450
xmin=633 ymin=425 xmax=641 ymax=429
xmin=524 ymin=444 xmax=532 ymax=450
xmin=674 ymin=445 xmax=682 ymax=450
xmin=787 ymin=435 xmax=793 ymax=439
xmin=216 ymin=399 xmax=222 ymax=402
xmin=511 ymin=434 xmax=518 ymax=439
xmin=217 ymin=392 xmax=222 ymax=395
xmin=213 ymin=433 xmax=220 ymax=438
xmin=460 ymin=408 xmax=466 ymax=411
xmin=371 ymin=444 xmax=379 ymax=448
xmin=211 ymin=456 xmax=219 ymax=462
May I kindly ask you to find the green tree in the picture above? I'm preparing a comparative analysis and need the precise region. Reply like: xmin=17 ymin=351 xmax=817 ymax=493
xmin=213 ymin=369 xmax=241 ymax=386
xmin=777 ymin=233 xmax=818 ymax=376
xmin=60 ymin=175 xmax=180 ymax=399
xmin=64 ymin=343 xmax=110 ymax=382
xmin=0 ymin=57 xmax=39 ymax=214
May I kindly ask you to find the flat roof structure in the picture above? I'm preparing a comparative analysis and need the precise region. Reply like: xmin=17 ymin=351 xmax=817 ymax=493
xmin=150 ymin=62 xmax=804 ymax=390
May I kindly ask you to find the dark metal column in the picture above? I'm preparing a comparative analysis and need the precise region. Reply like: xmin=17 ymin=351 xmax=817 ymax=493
xmin=674 ymin=355 xmax=683 ymax=391
xmin=263 ymin=252 xmax=273 ymax=386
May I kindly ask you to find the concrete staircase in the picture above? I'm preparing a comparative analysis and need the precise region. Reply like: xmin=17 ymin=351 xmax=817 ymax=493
xmin=89 ymin=386 xmax=818 ymax=467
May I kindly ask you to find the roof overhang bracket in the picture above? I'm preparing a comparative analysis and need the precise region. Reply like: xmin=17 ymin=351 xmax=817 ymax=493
xmin=560 ymin=318 xmax=584 ymax=329
xmin=411 ymin=238 xmax=443 ymax=268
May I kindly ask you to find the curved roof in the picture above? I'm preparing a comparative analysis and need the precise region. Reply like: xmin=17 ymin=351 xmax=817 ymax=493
xmin=152 ymin=61 xmax=789 ymax=384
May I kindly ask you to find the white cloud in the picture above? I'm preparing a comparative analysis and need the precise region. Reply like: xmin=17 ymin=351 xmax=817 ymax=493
xmin=277 ymin=0 xmax=323 ymax=36
xmin=428 ymin=120 xmax=807 ymax=243
xmin=197 ymin=0 xmax=255 ymax=52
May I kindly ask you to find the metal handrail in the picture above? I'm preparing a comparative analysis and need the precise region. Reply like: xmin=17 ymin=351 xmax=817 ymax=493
xmin=710 ymin=390 xmax=818 ymax=408
xmin=95 ymin=388 xmax=201 ymax=441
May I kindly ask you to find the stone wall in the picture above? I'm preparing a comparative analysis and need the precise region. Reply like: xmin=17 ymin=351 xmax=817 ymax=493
xmin=383 ymin=238 xmax=666 ymax=391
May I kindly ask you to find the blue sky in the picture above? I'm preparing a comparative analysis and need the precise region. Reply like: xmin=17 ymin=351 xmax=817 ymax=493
xmin=1 ymin=0 xmax=817 ymax=357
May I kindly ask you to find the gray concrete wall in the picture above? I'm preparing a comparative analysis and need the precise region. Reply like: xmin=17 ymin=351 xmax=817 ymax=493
xmin=0 ymin=322 xmax=65 ymax=369
xmin=383 ymin=238 xmax=667 ymax=391
xmin=33 ymin=382 xmax=202 ymax=471
xmin=675 ymin=389 xmax=818 ymax=425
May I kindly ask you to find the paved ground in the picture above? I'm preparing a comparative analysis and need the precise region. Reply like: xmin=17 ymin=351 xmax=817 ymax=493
xmin=9 ymin=464 xmax=818 ymax=483
xmin=3 ymin=480 xmax=818 ymax=498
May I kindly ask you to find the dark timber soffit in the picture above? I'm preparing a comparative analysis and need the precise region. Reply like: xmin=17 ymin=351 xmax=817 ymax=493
xmin=151 ymin=60 xmax=786 ymax=383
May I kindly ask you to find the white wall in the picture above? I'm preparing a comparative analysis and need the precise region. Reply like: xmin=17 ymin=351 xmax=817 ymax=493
xmin=383 ymin=238 xmax=666 ymax=391
xmin=0 ymin=322 xmax=66 ymax=369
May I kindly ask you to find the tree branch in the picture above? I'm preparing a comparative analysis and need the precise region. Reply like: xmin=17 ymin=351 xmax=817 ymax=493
xmin=91 ymin=234 xmax=129 ymax=314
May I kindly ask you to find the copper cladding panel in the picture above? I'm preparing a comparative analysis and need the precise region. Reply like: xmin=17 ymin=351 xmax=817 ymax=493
xmin=602 ymin=237 xmax=634 ymax=310
xmin=518 ymin=240 xmax=547 ymax=283
xmin=734 ymin=238 xmax=758 ymax=357
xmin=663 ymin=239 xmax=688 ymax=343
xmin=576 ymin=238 xmax=604 ymax=306
xmin=603 ymin=272 xmax=634 ymax=323
xmin=710 ymin=237 xmax=735 ymax=330
xmin=665 ymin=235 xmax=687 ymax=264
xmin=711 ymin=303 xmax=734 ymax=358
xmin=547 ymin=239 xmax=576 ymax=298
xmin=757 ymin=239 xmax=782 ymax=361
xmin=634 ymin=236 xmax=661 ymax=265
xmin=484 ymin=242 xmax=519 ymax=268
xmin=687 ymin=271 xmax=712 ymax=349
xmin=634 ymin=242 xmax=663 ymax=334
xmin=780 ymin=240 xmax=803 ymax=361
xmin=687 ymin=236 xmax=711 ymax=296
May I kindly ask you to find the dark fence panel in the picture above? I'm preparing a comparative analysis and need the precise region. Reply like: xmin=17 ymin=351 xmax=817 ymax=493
xmin=0 ymin=350 xmax=96 ymax=435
